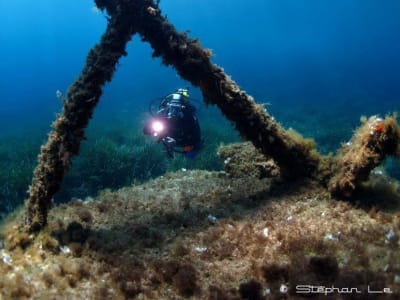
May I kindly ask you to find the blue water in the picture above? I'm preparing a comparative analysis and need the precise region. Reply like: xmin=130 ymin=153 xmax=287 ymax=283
xmin=0 ymin=0 xmax=399 ymax=213
xmin=1 ymin=0 xmax=399 ymax=122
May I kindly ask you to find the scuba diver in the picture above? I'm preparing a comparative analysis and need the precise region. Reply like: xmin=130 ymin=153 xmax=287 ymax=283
xmin=143 ymin=88 xmax=202 ymax=158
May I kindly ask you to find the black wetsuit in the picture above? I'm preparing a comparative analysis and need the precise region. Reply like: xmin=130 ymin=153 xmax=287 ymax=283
xmin=143 ymin=94 xmax=201 ymax=151
xmin=165 ymin=100 xmax=200 ymax=148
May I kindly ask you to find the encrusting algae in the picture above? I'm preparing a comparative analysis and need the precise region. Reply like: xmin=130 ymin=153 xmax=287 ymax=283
xmin=1 ymin=168 xmax=400 ymax=298
xmin=329 ymin=115 xmax=400 ymax=198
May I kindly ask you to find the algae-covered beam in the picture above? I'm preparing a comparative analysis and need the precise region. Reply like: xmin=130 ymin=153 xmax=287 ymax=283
xmin=26 ymin=0 xmax=320 ymax=232
xmin=130 ymin=1 xmax=400 ymax=195
xmin=328 ymin=115 xmax=400 ymax=198
xmin=100 ymin=0 xmax=320 ymax=178
xmin=25 ymin=5 xmax=136 ymax=231
xmin=25 ymin=0 xmax=400 ymax=233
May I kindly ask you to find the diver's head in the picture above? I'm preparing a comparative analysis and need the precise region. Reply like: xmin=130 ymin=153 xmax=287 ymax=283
xmin=177 ymin=88 xmax=189 ymax=99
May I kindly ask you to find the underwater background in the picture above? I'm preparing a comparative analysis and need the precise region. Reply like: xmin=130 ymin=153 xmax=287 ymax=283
xmin=1 ymin=0 xmax=400 ymax=217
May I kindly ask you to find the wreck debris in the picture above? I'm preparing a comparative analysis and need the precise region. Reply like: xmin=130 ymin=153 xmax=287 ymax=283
xmin=133 ymin=1 xmax=321 ymax=179
xmin=24 ymin=0 xmax=400 ymax=231
xmin=25 ymin=4 xmax=136 ymax=231
xmin=329 ymin=115 xmax=400 ymax=198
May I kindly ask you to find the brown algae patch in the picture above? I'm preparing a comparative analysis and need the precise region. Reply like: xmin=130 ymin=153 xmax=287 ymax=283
xmin=1 ymin=170 xmax=399 ymax=299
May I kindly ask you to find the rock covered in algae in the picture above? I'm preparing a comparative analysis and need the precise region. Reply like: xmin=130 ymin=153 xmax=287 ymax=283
xmin=218 ymin=142 xmax=280 ymax=179
xmin=1 ymin=170 xmax=400 ymax=299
